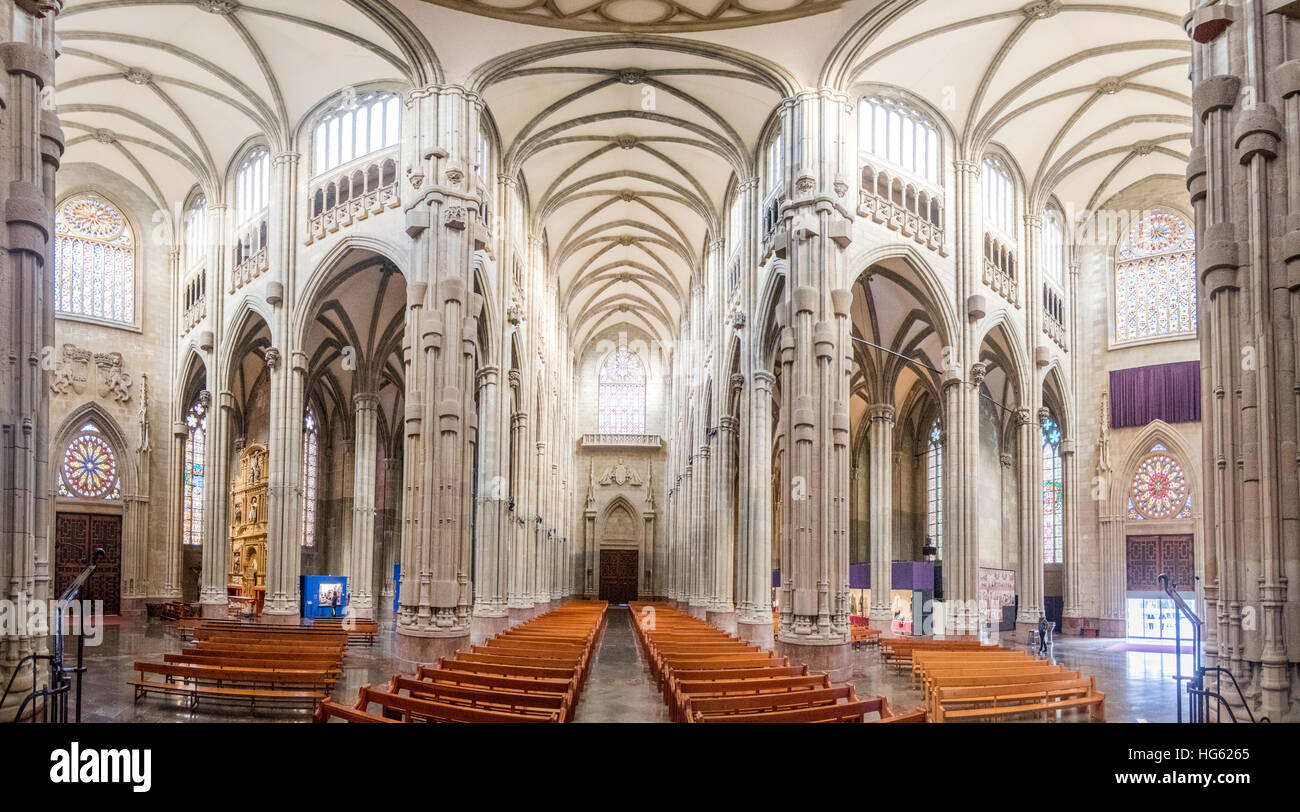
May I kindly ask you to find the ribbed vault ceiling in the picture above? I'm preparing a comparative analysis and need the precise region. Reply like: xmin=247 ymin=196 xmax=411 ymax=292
xmin=835 ymin=0 xmax=1191 ymax=213
xmin=483 ymin=45 xmax=786 ymax=351
xmin=53 ymin=0 xmax=1192 ymax=353
xmin=56 ymin=0 xmax=416 ymax=215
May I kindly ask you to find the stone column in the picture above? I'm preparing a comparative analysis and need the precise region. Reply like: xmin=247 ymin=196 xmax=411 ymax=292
xmin=690 ymin=442 xmax=711 ymax=619
xmin=1187 ymin=4 xmax=1295 ymax=719
xmin=738 ymin=370 xmax=776 ymax=647
xmin=347 ymin=392 xmax=379 ymax=619
xmin=708 ymin=413 xmax=738 ymax=632
xmin=1015 ymin=407 xmax=1045 ymax=642
xmin=507 ymin=410 xmax=533 ymax=620
xmin=261 ymin=346 xmax=304 ymax=622
xmin=395 ymin=85 xmax=483 ymax=662
xmin=940 ymin=158 xmax=983 ymax=636
xmin=380 ymin=456 xmax=400 ymax=602
xmin=162 ymin=392 xmax=201 ymax=599
xmin=1060 ymin=438 xmax=1082 ymax=624
xmin=867 ymin=403 xmax=895 ymax=631
xmin=261 ymin=149 xmax=304 ymax=623
xmin=199 ymin=390 xmax=236 ymax=616
xmin=0 ymin=0 xmax=61 ymax=715
xmin=471 ymin=364 xmax=508 ymax=640
xmin=773 ymin=89 xmax=854 ymax=681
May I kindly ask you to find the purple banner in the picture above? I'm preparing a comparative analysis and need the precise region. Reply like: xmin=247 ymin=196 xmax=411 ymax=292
xmin=1109 ymin=361 xmax=1200 ymax=429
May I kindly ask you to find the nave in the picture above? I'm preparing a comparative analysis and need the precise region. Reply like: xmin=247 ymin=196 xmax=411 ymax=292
xmin=76 ymin=608 xmax=1182 ymax=723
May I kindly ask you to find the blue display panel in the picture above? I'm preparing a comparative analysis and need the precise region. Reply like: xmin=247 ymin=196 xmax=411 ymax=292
xmin=300 ymin=575 xmax=348 ymax=618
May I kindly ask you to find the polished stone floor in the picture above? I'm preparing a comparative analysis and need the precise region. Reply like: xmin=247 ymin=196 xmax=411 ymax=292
xmin=67 ymin=609 xmax=1193 ymax=723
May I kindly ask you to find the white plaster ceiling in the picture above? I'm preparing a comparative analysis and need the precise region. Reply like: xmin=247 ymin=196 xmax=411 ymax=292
xmin=56 ymin=0 xmax=412 ymax=220
xmin=843 ymin=0 xmax=1191 ymax=214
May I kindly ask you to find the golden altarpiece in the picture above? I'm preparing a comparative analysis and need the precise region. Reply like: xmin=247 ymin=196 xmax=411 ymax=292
xmin=229 ymin=443 xmax=268 ymax=611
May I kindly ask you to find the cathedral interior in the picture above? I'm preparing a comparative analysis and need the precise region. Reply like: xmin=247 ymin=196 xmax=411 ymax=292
xmin=1 ymin=0 xmax=1298 ymax=735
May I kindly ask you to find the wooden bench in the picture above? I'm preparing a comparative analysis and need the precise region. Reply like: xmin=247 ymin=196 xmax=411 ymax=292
xmin=391 ymin=675 xmax=572 ymax=721
xmin=692 ymin=698 xmax=893 ymax=723
xmin=685 ymin=685 xmax=860 ymax=721
xmin=933 ymin=676 xmax=1105 ymax=723
xmin=313 ymin=698 xmax=398 ymax=723
xmin=130 ymin=662 xmax=328 ymax=714
xmin=354 ymin=685 xmax=561 ymax=723
xmin=309 ymin=616 xmax=381 ymax=645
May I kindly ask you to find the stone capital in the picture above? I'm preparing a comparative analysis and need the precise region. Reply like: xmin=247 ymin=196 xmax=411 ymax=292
xmin=867 ymin=403 xmax=896 ymax=424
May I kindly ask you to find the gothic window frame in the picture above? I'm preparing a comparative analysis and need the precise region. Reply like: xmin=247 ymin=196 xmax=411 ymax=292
xmin=597 ymin=348 xmax=648 ymax=435
xmin=857 ymin=93 xmax=942 ymax=187
xmin=1111 ymin=209 xmax=1198 ymax=347
xmin=311 ymin=89 xmax=402 ymax=178
xmin=53 ymin=191 xmax=139 ymax=330
xmin=57 ymin=423 xmax=122 ymax=502
xmin=184 ymin=192 xmax=209 ymax=272
xmin=981 ymin=154 xmax=1016 ymax=239
xmin=235 ymin=145 xmax=271 ymax=227
xmin=764 ymin=131 xmax=783 ymax=195
xmin=926 ymin=419 xmax=944 ymax=560
xmin=181 ymin=398 xmax=207 ymax=546
xmin=1042 ymin=202 xmax=1066 ymax=288
xmin=1041 ymin=410 xmax=1064 ymax=564
xmin=301 ymin=406 xmax=320 ymax=547
xmin=1127 ymin=444 xmax=1193 ymax=521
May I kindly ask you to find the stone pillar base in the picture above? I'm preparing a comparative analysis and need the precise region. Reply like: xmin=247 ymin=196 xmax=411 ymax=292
xmin=775 ymin=638 xmax=852 ymax=682
xmin=471 ymin=614 xmax=510 ymax=645
xmin=508 ymin=606 xmax=534 ymax=624
xmin=261 ymin=611 xmax=302 ymax=626
xmin=706 ymin=610 xmax=737 ymax=636
xmin=868 ymin=612 xmax=892 ymax=632
xmin=395 ymin=631 xmax=469 ymax=666
xmin=686 ymin=603 xmax=708 ymax=620
xmin=120 ymin=597 xmax=148 ymax=618
xmin=349 ymin=605 xmax=375 ymax=621
xmin=736 ymin=620 xmax=775 ymax=651
xmin=532 ymin=600 xmax=552 ymax=619
xmin=200 ymin=602 xmax=228 ymax=620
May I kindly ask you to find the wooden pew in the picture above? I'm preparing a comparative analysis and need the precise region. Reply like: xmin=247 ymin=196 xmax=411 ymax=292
xmin=354 ymin=685 xmax=560 ymax=723
xmin=130 ymin=662 xmax=328 ymax=713
xmin=933 ymin=676 xmax=1106 ymax=723
xmin=313 ymin=699 xmax=398 ymax=723
xmin=391 ymin=675 xmax=572 ymax=722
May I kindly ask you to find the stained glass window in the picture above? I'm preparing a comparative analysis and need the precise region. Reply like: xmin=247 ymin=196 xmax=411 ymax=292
xmin=1130 ymin=449 xmax=1191 ymax=520
xmin=926 ymin=420 xmax=943 ymax=560
xmin=1042 ymin=412 xmax=1063 ymax=564
xmin=313 ymin=91 xmax=401 ymax=176
xmin=182 ymin=398 xmax=206 ymax=545
xmin=58 ymin=425 xmax=120 ymax=500
xmin=54 ymin=194 xmax=135 ymax=325
xmin=301 ymin=408 xmax=319 ymax=547
xmin=598 ymin=350 xmax=647 ymax=434
xmin=982 ymin=156 xmax=1015 ymax=237
xmin=858 ymin=95 xmax=941 ymax=185
xmin=1115 ymin=211 xmax=1197 ymax=342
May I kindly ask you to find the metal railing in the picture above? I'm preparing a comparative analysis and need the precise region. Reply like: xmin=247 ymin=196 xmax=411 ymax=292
xmin=1 ymin=548 xmax=103 ymax=723
xmin=1158 ymin=572 xmax=1268 ymax=723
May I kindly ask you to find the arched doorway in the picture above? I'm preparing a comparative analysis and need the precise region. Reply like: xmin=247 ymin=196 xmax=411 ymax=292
xmin=598 ymin=498 xmax=640 ymax=604
xmin=53 ymin=414 xmax=132 ymax=615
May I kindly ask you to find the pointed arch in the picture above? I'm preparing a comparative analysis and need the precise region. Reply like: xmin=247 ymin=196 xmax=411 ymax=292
xmin=53 ymin=402 xmax=137 ymax=499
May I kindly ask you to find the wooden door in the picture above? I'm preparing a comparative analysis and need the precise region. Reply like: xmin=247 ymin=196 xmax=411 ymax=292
xmin=55 ymin=513 xmax=122 ymax=615
xmin=599 ymin=549 xmax=639 ymax=605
